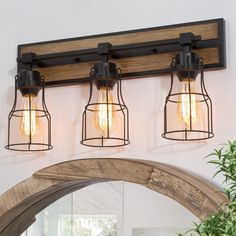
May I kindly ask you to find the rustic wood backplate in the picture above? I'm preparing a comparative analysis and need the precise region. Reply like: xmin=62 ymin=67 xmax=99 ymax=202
xmin=0 ymin=158 xmax=227 ymax=236
xmin=18 ymin=18 xmax=225 ymax=87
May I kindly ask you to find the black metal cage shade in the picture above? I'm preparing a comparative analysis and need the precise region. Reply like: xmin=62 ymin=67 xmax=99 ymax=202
xmin=81 ymin=62 xmax=130 ymax=147
xmin=162 ymin=56 xmax=214 ymax=141
xmin=5 ymin=70 xmax=53 ymax=151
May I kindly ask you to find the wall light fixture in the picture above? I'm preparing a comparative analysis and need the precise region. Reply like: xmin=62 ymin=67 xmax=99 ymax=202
xmin=162 ymin=33 xmax=214 ymax=141
xmin=6 ymin=53 xmax=52 ymax=151
xmin=7 ymin=18 xmax=225 ymax=151
xmin=81 ymin=43 xmax=130 ymax=147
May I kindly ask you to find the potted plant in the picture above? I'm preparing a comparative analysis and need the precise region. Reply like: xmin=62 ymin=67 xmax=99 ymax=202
xmin=178 ymin=141 xmax=236 ymax=236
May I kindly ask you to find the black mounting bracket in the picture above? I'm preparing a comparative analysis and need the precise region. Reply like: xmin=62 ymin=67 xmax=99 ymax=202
xmin=97 ymin=43 xmax=112 ymax=62
xmin=179 ymin=33 xmax=201 ymax=48
xmin=17 ymin=52 xmax=37 ymax=71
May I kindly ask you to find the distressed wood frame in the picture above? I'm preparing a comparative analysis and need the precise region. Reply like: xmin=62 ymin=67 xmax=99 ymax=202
xmin=0 ymin=158 xmax=227 ymax=236
xmin=18 ymin=18 xmax=225 ymax=87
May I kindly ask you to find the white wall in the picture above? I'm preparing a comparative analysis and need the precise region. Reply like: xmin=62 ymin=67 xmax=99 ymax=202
xmin=0 ymin=0 xmax=235 ymax=234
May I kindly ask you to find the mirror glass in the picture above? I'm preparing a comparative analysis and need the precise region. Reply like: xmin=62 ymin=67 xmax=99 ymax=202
xmin=21 ymin=181 xmax=198 ymax=236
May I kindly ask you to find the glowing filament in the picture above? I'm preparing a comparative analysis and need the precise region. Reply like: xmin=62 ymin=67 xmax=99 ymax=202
xmin=177 ymin=80 xmax=200 ymax=129
xmin=20 ymin=95 xmax=39 ymax=137
xmin=95 ymin=88 xmax=114 ymax=135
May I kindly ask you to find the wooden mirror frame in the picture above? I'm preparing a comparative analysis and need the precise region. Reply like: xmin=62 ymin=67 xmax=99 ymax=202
xmin=0 ymin=158 xmax=227 ymax=236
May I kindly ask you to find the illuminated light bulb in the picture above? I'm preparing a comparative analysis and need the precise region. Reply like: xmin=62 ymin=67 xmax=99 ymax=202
xmin=94 ymin=87 xmax=114 ymax=135
xmin=177 ymin=80 xmax=201 ymax=129
xmin=19 ymin=95 xmax=39 ymax=137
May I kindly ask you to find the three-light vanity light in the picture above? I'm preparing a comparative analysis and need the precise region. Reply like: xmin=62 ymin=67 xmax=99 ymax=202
xmin=5 ymin=19 xmax=226 ymax=151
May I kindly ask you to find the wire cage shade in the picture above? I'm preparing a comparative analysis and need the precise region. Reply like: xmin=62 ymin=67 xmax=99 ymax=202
xmin=81 ymin=62 xmax=130 ymax=147
xmin=5 ymin=70 xmax=52 ymax=151
xmin=162 ymin=56 xmax=214 ymax=141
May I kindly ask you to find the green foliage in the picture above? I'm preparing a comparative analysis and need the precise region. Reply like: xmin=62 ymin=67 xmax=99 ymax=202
xmin=208 ymin=141 xmax=236 ymax=202
xmin=178 ymin=140 xmax=236 ymax=236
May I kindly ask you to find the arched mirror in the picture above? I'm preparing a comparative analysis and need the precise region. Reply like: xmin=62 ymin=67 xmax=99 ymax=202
xmin=0 ymin=158 xmax=226 ymax=236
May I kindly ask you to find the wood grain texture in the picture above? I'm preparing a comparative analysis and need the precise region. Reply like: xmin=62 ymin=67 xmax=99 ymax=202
xmin=17 ymin=19 xmax=224 ymax=86
xmin=0 ymin=158 xmax=227 ymax=236
xmin=38 ymin=48 xmax=219 ymax=83
xmin=20 ymin=23 xmax=218 ymax=55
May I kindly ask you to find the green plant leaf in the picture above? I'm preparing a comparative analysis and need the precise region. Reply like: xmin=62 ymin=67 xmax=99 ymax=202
xmin=178 ymin=140 xmax=236 ymax=236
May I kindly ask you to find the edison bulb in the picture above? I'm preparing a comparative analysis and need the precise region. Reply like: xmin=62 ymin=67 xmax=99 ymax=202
xmin=19 ymin=95 xmax=39 ymax=137
xmin=177 ymin=80 xmax=201 ymax=129
xmin=94 ymin=88 xmax=114 ymax=135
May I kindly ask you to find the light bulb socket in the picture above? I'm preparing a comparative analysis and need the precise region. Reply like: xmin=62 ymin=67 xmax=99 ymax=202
xmin=17 ymin=70 xmax=43 ymax=96
xmin=93 ymin=62 xmax=118 ymax=89
xmin=175 ymin=51 xmax=201 ymax=81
